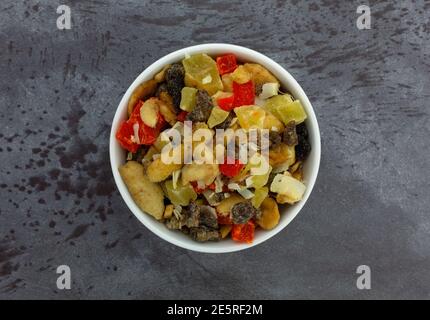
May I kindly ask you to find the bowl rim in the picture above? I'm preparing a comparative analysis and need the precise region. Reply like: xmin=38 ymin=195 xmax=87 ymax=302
xmin=109 ymin=43 xmax=321 ymax=253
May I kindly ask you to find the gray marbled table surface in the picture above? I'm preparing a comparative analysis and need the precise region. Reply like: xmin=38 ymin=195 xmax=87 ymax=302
xmin=0 ymin=0 xmax=429 ymax=299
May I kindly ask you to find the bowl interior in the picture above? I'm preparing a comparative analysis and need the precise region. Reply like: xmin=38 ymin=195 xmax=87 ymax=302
xmin=110 ymin=44 xmax=320 ymax=253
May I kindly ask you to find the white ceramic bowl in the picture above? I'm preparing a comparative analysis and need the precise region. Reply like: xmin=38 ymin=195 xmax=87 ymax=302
xmin=110 ymin=43 xmax=321 ymax=253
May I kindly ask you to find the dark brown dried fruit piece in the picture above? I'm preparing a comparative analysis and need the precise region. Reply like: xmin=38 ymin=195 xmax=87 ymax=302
xmin=231 ymin=200 xmax=259 ymax=224
xmin=186 ymin=90 xmax=213 ymax=122
xmin=283 ymin=121 xmax=298 ymax=146
xmin=165 ymin=215 xmax=184 ymax=230
xmin=268 ymin=130 xmax=282 ymax=148
xmin=165 ymin=63 xmax=185 ymax=110
xmin=189 ymin=227 xmax=220 ymax=242
xmin=199 ymin=205 xmax=218 ymax=229
xmin=295 ymin=123 xmax=311 ymax=161
xmin=185 ymin=202 xmax=200 ymax=228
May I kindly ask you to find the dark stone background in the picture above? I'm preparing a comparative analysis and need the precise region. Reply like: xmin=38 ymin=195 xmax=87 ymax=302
xmin=0 ymin=0 xmax=429 ymax=299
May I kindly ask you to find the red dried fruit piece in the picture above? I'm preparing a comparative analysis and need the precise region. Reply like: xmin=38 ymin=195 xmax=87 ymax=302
xmin=219 ymin=157 xmax=244 ymax=178
xmin=217 ymin=94 xmax=235 ymax=111
xmin=217 ymin=213 xmax=233 ymax=225
xmin=116 ymin=100 xmax=166 ymax=149
xmin=233 ymin=80 xmax=255 ymax=107
xmin=216 ymin=54 xmax=237 ymax=75
xmin=177 ymin=110 xmax=188 ymax=122
xmin=116 ymin=120 xmax=139 ymax=153
xmin=232 ymin=220 xmax=255 ymax=243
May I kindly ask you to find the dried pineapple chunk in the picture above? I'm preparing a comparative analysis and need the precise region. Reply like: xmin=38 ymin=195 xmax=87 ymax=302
xmin=183 ymin=54 xmax=223 ymax=95
xmin=180 ymin=87 xmax=197 ymax=112
xmin=265 ymin=96 xmax=307 ymax=125
xmin=259 ymin=83 xmax=280 ymax=100
xmin=207 ymin=106 xmax=230 ymax=128
xmin=231 ymin=65 xmax=252 ymax=84
xmin=251 ymin=187 xmax=269 ymax=208
xmin=270 ymin=173 xmax=306 ymax=204
xmin=234 ymin=105 xmax=266 ymax=131
xmin=222 ymin=73 xmax=234 ymax=92
xmin=263 ymin=111 xmax=284 ymax=131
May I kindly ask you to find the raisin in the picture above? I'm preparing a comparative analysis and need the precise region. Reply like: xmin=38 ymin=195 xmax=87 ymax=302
xmin=199 ymin=205 xmax=218 ymax=229
xmin=132 ymin=146 xmax=147 ymax=163
xmin=295 ymin=123 xmax=311 ymax=161
xmin=296 ymin=122 xmax=309 ymax=139
xmin=231 ymin=200 xmax=258 ymax=224
xmin=268 ymin=131 xmax=282 ymax=148
xmin=255 ymin=83 xmax=263 ymax=96
xmin=165 ymin=215 xmax=184 ymax=230
xmin=165 ymin=63 xmax=185 ymax=110
xmin=282 ymin=121 xmax=298 ymax=146
xmin=184 ymin=202 xmax=200 ymax=228
xmin=189 ymin=227 xmax=220 ymax=242
xmin=212 ymin=192 xmax=226 ymax=203
xmin=186 ymin=90 xmax=213 ymax=122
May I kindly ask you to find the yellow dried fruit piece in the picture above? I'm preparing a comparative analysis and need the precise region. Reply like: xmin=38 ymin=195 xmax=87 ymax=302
xmin=251 ymin=186 xmax=269 ymax=208
xmin=183 ymin=54 xmax=223 ymax=95
xmin=216 ymin=193 xmax=245 ymax=215
xmin=119 ymin=161 xmax=164 ymax=220
xmin=289 ymin=161 xmax=303 ymax=181
xmin=264 ymin=94 xmax=293 ymax=118
xmin=263 ymin=111 xmax=284 ymax=131
xmin=270 ymin=173 xmax=306 ymax=204
xmin=220 ymin=225 xmax=232 ymax=238
xmin=257 ymin=197 xmax=280 ymax=230
xmin=159 ymin=91 xmax=175 ymax=109
xmin=143 ymin=146 xmax=158 ymax=161
xmin=231 ymin=65 xmax=252 ymax=84
xmin=163 ymin=204 xmax=174 ymax=219
xmin=277 ymin=100 xmax=307 ymax=125
xmin=164 ymin=180 xmax=197 ymax=206
xmin=212 ymin=91 xmax=232 ymax=106
xmin=259 ymin=83 xmax=280 ymax=99
xmin=127 ymin=79 xmax=158 ymax=116
xmin=265 ymin=96 xmax=307 ymax=125
xmin=243 ymin=63 xmax=279 ymax=91
xmin=234 ymin=105 xmax=266 ymax=131
xmin=158 ymin=99 xmax=177 ymax=126
xmin=146 ymin=157 xmax=182 ymax=183
xmin=207 ymin=106 xmax=230 ymax=128
xmin=153 ymin=133 xmax=169 ymax=153
xmin=289 ymin=161 xmax=302 ymax=174
xmin=154 ymin=64 xmax=170 ymax=83
xmin=181 ymin=163 xmax=219 ymax=186
xmin=222 ymin=73 xmax=234 ymax=92
xmin=292 ymin=168 xmax=303 ymax=181
xmin=140 ymin=98 xmax=159 ymax=128
xmin=180 ymin=87 xmax=198 ymax=112
xmin=269 ymin=144 xmax=295 ymax=168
